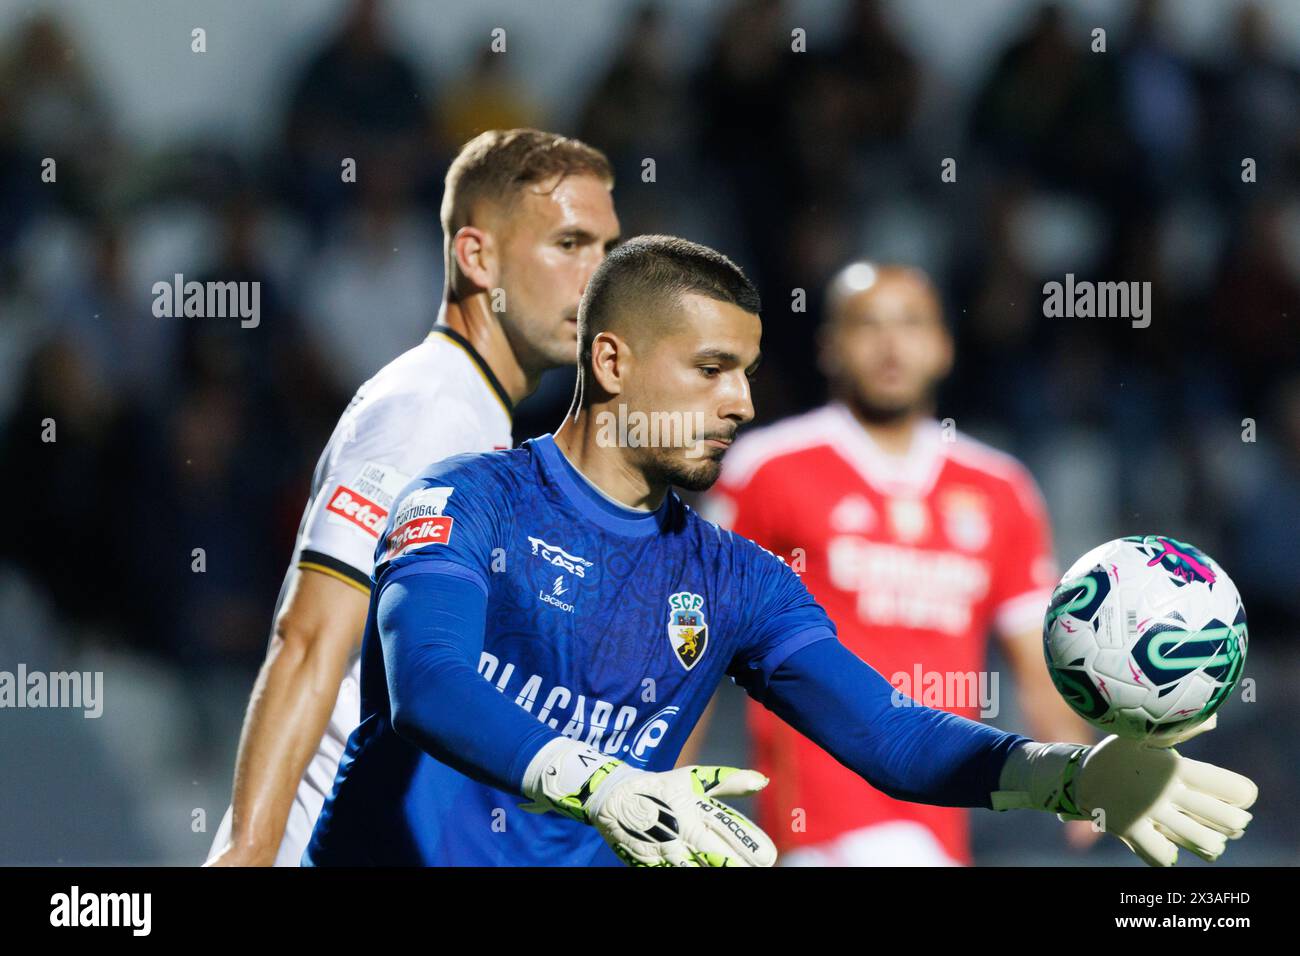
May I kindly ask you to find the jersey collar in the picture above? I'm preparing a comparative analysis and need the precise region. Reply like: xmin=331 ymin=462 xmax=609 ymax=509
xmin=827 ymin=402 xmax=946 ymax=498
xmin=530 ymin=434 xmax=675 ymax=537
xmin=427 ymin=325 xmax=513 ymax=421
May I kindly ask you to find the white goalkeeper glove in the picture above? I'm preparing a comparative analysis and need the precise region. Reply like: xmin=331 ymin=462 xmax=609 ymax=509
xmin=993 ymin=723 xmax=1257 ymax=867
xmin=521 ymin=737 xmax=778 ymax=867
xmin=1150 ymin=712 xmax=1220 ymax=747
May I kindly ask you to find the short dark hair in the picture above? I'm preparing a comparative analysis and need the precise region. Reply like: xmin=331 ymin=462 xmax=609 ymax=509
xmin=577 ymin=235 xmax=761 ymax=378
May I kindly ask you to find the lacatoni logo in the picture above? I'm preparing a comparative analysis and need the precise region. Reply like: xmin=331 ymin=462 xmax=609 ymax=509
xmin=385 ymin=486 xmax=456 ymax=559
xmin=50 ymin=886 xmax=151 ymax=936
xmin=539 ymin=581 xmax=575 ymax=613
xmin=326 ymin=487 xmax=387 ymax=537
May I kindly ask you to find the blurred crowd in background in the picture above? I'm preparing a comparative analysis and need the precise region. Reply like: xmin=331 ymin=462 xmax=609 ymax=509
xmin=0 ymin=0 xmax=1297 ymax=863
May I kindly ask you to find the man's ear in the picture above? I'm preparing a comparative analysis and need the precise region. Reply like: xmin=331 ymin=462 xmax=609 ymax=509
xmin=589 ymin=331 xmax=629 ymax=398
xmin=452 ymin=226 xmax=497 ymax=291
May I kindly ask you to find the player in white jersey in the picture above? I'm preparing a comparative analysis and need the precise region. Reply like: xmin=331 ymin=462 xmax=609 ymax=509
xmin=206 ymin=129 xmax=621 ymax=866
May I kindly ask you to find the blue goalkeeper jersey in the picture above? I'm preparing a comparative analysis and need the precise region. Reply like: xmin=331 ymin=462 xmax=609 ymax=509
xmin=304 ymin=433 xmax=837 ymax=866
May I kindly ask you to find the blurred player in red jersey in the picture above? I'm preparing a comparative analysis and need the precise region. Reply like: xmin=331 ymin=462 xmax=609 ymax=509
xmin=698 ymin=261 xmax=1096 ymax=866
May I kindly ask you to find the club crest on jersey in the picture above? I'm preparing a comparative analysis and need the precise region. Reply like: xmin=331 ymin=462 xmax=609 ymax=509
xmin=830 ymin=494 xmax=876 ymax=533
xmin=887 ymin=497 xmax=929 ymax=544
xmin=667 ymin=591 xmax=709 ymax=671
xmin=385 ymin=486 xmax=455 ymax=559
xmin=940 ymin=488 xmax=991 ymax=552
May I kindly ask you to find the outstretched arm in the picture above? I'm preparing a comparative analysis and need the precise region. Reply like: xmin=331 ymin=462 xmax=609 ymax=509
xmin=754 ymin=637 xmax=1257 ymax=866
xmin=751 ymin=637 xmax=1028 ymax=808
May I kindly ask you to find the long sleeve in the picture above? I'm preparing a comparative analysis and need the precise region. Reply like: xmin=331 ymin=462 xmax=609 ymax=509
xmin=377 ymin=564 xmax=559 ymax=793
xmin=755 ymin=638 xmax=1031 ymax=809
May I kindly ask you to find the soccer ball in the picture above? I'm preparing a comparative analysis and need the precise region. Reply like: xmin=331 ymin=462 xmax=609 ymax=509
xmin=1042 ymin=535 xmax=1248 ymax=745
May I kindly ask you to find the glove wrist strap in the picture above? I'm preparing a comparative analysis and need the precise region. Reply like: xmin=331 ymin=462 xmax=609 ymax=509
xmin=521 ymin=737 xmax=631 ymax=823
xmin=992 ymin=741 xmax=1090 ymax=814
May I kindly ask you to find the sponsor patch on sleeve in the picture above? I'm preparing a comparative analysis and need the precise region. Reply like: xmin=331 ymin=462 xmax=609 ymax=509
xmin=324 ymin=461 xmax=411 ymax=538
xmin=385 ymin=486 xmax=457 ymax=559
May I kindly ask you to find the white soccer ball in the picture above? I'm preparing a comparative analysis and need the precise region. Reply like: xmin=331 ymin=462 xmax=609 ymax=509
xmin=1042 ymin=535 xmax=1248 ymax=745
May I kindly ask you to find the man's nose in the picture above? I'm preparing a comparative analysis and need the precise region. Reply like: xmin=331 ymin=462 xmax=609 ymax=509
xmin=721 ymin=373 xmax=755 ymax=426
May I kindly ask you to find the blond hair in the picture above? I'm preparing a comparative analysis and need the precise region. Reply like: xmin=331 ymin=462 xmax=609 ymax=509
xmin=440 ymin=128 xmax=613 ymax=254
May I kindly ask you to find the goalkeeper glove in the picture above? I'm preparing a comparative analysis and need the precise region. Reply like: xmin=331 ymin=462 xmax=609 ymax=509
xmin=521 ymin=737 xmax=778 ymax=867
xmin=992 ymin=728 xmax=1257 ymax=866
xmin=1148 ymin=712 xmax=1220 ymax=747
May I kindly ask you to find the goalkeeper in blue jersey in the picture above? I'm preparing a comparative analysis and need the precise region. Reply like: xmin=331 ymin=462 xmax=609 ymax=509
xmin=304 ymin=235 xmax=1256 ymax=867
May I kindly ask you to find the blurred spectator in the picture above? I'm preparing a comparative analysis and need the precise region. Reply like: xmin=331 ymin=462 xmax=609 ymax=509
xmin=1226 ymin=375 xmax=1300 ymax=626
xmin=0 ymin=14 xmax=117 ymax=218
xmin=822 ymin=0 xmax=921 ymax=149
xmin=577 ymin=4 xmax=690 ymax=205
xmin=1209 ymin=198 xmax=1300 ymax=411
xmin=1116 ymin=0 xmax=1202 ymax=203
xmin=51 ymin=221 xmax=173 ymax=404
xmin=948 ymin=182 xmax=1055 ymax=443
xmin=438 ymin=47 xmax=542 ymax=150
xmin=970 ymin=4 xmax=1134 ymax=201
xmin=0 ymin=87 xmax=41 ymax=255
xmin=142 ymin=375 xmax=280 ymax=664
xmin=576 ymin=0 xmax=728 ymax=279
xmin=0 ymin=338 xmax=137 ymax=643
xmin=693 ymin=0 xmax=800 ymax=286
xmin=300 ymin=172 xmax=443 ymax=394
xmin=281 ymin=0 xmax=431 ymax=232
xmin=1206 ymin=2 xmax=1300 ymax=192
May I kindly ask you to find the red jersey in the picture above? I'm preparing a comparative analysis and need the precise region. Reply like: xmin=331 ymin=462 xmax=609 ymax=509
xmin=706 ymin=404 xmax=1056 ymax=864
